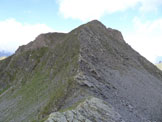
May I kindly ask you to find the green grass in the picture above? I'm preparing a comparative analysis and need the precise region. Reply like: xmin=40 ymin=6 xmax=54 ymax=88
xmin=0 ymin=31 xmax=80 ymax=122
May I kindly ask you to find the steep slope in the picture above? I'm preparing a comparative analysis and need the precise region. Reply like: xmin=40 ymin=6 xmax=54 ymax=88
xmin=0 ymin=20 xmax=162 ymax=122
xmin=0 ymin=32 xmax=81 ymax=121
xmin=77 ymin=21 xmax=162 ymax=122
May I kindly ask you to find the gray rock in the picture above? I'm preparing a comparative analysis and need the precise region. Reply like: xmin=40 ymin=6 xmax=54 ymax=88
xmin=46 ymin=97 xmax=124 ymax=122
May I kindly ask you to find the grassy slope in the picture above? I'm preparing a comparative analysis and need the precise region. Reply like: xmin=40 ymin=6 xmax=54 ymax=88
xmin=0 ymin=32 xmax=80 ymax=121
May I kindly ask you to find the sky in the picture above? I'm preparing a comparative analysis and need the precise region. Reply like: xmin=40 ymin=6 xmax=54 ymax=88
xmin=0 ymin=0 xmax=162 ymax=63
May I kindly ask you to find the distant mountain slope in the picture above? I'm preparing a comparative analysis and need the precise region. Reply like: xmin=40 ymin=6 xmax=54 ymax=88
xmin=0 ymin=51 xmax=12 ymax=57
xmin=156 ymin=62 xmax=162 ymax=70
xmin=0 ymin=56 xmax=6 ymax=60
xmin=0 ymin=51 xmax=11 ymax=61
xmin=0 ymin=20 xmax=162 ymax=122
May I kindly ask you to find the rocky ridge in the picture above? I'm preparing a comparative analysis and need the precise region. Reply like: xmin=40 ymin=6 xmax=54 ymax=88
xmin=0 ymin=20 xmax=162 ymax=122
xmin=46 ymin=97 xmax=124 ymax=122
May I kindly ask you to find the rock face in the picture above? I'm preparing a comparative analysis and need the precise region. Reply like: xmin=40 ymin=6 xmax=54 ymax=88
xmin=46 ymin=97 xmax=124 ymax=122
xmin=0 ymin=20 xmax=162 ymax=122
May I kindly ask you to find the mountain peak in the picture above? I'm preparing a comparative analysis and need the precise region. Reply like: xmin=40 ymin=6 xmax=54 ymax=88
xmin=82 ymin=19 xmax=107 ymax=29
xmin=77 ymin=20 xmax=125 ymax=43
xmin=16 ymin=20 xmax=125 ymax=55
xmin=86 ymin=19 xmax=104 ymax=25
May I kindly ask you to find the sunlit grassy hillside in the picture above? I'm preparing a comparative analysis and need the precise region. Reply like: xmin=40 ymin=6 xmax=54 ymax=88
xmin=0 ymin=56 xmax=6 ymax=60
xmin=156 ymin=63 xmax=162 ymax=70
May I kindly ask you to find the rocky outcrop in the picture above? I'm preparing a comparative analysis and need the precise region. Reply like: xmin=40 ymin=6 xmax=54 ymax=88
xmin=107 ymin=28 xmax=124 ymax=43
xmin=46 ymin=97 xmax=124 ymax=122
xmin=16 ymin=32 xmax=66 ymax=54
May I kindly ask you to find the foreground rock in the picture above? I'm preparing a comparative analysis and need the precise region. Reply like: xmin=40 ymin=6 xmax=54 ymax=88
xmin=46 ymin=97 xmax=124 ymax=122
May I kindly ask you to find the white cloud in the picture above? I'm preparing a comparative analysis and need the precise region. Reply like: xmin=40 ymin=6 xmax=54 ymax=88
xmin=124 ymin=17 xmax=162 ymax=63
xmin=0 ymin=19 xmax=54 ymax=52
xmin=57 ymin=0 xmax=162 ymax=63
xmin=58 ymin=0 xmax=162 ymax=21
xmin=58 ymin=0 xmax=138 ymax=21
xmin=139 ymin=0 xmax=162 ymax=11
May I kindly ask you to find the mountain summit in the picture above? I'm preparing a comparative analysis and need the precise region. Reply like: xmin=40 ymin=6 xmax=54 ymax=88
xmin=0 ymin=20 xmax=162 ymax=122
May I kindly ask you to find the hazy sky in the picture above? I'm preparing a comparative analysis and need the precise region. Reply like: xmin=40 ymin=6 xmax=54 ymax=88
xmin=0 ymin=0 xmax=162 ymax=63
